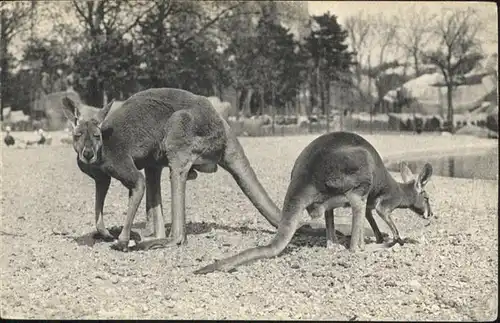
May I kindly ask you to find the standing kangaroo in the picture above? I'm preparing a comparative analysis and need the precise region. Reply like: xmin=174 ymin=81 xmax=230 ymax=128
xmin=62 ymin=88 xmax=301 ymax=251
xmin=194 ymin=131 xmax=434 ymax=274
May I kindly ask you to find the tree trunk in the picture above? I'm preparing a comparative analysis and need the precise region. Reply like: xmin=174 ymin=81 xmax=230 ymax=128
xmin=309 ymin=79 xmax=315 ymax=113
xmin=236 ymin=89 xmax=242 ymax=120
xmin=326 ymin=79 xmax=331 ymax=105
xmin=324 ymin=81 xmax=329 ymax=133
xmin=447 ymin=84 xmax=454 ymax=133
xmin=0 ymin=9 xmax=7 ymax=122
xmin=413 ymin=51 xmax=420 ymax=77
xmin=218 ymin=79 xmax=223 ymax=101
xmin=260 ymin=87 xmax=265 ymax=116
xmin=243 ymin=88 xmax=253 ymax=117
xmin=271 ymin=85 xmax=275 ymax=135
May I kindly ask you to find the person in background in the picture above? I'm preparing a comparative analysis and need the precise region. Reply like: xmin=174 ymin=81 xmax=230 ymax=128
xmin=25 ymin=128 xmax=51 ymax=147
xmin=37 ymin=129 xmax=46 ymax=145
xmin=3 ymin=126 xmax=15 ymax=146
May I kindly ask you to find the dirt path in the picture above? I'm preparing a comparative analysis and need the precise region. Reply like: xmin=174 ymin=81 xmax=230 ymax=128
xmin=1 ymin=133 xmax=497 ymax=319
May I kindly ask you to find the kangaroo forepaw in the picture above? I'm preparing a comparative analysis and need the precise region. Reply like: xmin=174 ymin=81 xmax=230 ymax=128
xmin=111 ymin=240 xmax=130 ymax=252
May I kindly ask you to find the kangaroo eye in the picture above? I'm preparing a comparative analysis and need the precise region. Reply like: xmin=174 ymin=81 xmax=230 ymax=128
xmin=74 ymin=133 xmax=82 ymax=138
xmin=93 ymin=134 xmax=100 ymax=138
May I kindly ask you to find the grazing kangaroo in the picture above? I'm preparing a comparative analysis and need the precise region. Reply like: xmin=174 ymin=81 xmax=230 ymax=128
xmin=194 ymin=131 xmax=434 ymax=274
xmin=62 ymin=88 xmax=311 ymax=252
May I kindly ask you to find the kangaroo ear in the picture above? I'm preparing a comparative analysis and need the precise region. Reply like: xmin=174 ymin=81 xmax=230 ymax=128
xmin=399 ymin=161 xmax=414 ymax=183
xmin=96 ymin=99 xmax=115 ymax=126
xmin=61 ymin=96 xmax=81 ymax=129
xmin=416 ymin=163 xmax=433 ymax=190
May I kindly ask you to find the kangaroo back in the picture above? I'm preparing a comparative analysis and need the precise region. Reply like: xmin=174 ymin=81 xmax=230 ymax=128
xmin=98 ymin=88 xmax=224 ymax=163
xmin=290 ymin=132 xmax=393 ymax=198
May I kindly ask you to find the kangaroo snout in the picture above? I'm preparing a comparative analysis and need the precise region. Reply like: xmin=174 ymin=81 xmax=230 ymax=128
xmin=81 ymin=148 xmax=95 ymax=163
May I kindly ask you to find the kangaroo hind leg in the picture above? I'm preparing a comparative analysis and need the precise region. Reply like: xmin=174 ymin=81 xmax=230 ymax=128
xmin=144 ymin=166 xmax=166 ymax=239
xmin=324 ymin=209 xmax=339 ymax=248
xmin=345 ymin=191 xmax=368 ymax=252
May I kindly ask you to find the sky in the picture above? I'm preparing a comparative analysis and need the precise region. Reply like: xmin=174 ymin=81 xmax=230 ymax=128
xmin=307 ymin=1 xmax=498 ymax=61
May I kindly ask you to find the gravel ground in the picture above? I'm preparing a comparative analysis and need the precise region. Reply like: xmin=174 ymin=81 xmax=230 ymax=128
xmin=1 ymin=133 xmax=498 ymax=320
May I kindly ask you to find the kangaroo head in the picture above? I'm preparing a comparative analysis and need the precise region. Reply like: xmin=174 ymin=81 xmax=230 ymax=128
xmin=400 ymin=161 xmax=434 ymax=219
xmin=61 ymin=97 xmax=114 ymax=164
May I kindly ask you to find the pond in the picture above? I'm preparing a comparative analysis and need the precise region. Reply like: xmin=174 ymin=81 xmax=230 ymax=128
xmin=387 ymin=147 xmax=499 ymax=181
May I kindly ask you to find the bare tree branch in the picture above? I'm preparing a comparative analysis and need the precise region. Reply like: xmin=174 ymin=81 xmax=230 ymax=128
xmin=0 ymin=1 xmax=35 ymax=42
xmin=422 ymin=7 xmax=483 ymax=133
xmin=71 ymin=0 xmax=94 ymax=31
xmin=177 ymin=2 xmax=246 ymax=48
xmin=395 ymin=4 xmax=437 ymax=76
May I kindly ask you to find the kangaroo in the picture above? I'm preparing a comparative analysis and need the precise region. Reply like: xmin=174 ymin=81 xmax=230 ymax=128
xmin=194 ymin=131 xmax=434 ymax=274
xmin=62 ymin=88 xmax=312 ymax=252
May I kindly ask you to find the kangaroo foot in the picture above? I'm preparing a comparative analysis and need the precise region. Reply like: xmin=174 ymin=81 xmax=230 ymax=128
xmin=326 ymin=240 xmax=335 ymax=249
xmin=326 ymin=237 xmax=341 ymax=249
xmin=134 ymin=236 xmax=187 ymax=251
xmin=385 ymin=236 xmax=418 ymax=248
xmin=375 ymin=232 xmax=389 ymax=243
xmin=93 ymin=229 xmax=115 ymax=242
xmin=348 ymin=243 xmax=365 ymax=253
xmin=107 ymin=226 xmax=142 ymax=243
xmin=400 ymin=237 xmax=419 ymax=244
xmin=396 ymin=237 xmax=405 ymax=246
xmin=194 ymin=262 xmax=220 ymax=275
xmin=110 ymin=239 xmax=130 ymax=252
xmin=361 ymin=242 xmax=395 ymax=253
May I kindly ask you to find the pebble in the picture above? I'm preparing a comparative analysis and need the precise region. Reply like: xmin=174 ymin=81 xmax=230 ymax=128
xmin=408 ymin=280 xmax=422 ymax=290
xmin=384 ymin=280 xmax=397 ymax=287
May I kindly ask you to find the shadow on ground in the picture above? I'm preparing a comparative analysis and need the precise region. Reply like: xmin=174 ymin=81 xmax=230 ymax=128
xmin=69 ymin=220 xmax=384 ymax=252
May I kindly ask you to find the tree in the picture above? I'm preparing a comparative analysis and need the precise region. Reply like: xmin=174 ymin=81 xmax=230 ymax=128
xmin=395 ymin=5 xmax=437 ymax=77
xmin=136 ymin=0 xmax=237 ymax=95
xmin=70 ymin=0 xmax=155 ymax=106
xmin=0 ymin=1 xmax=37 ymax=120
xmin=422 ymin=7 xmax=484 ymax=133
xmin=344 ymin=11 xmax=374 ymax=88
xmin=217 ymin=1 xmax=309 ymax=116
xmin=305 ymin=12 xmax=355 ymax=131
xmin=254 ymin=16 xmax=304 ymax=116
xmin=364 ymin=60 xmax=410 ymax=113
xmin=21 ymin=38 xmax=70 ymax=93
